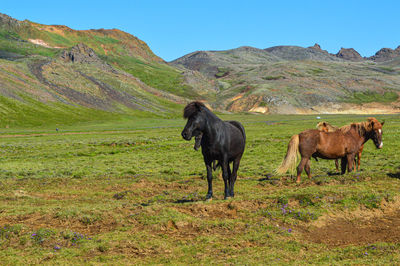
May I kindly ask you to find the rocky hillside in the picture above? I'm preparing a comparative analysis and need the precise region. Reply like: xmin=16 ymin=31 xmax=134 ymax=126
xmin=0 ymin=13 xmax=218 ymax=127
xmin=1 ymin=12 xmax=400 ymax=122
xmin=171 ymin=43 xmax=400 ymax=114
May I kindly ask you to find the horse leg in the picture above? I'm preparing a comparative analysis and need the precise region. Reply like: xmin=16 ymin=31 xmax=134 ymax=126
xmin=205 ymin=160 xmax=213 ymax=200
xmin=229 ymin=157 xmax=241 ymax=197
xmin=296 ymin=157 xmax=308 ymax=183
xmin=353 ymin=156 xmax=357 ymax=172
xmin=226 ymin=163 xmax=232 ymax=196
xmin=304 ymin=159 xmax=312 ymax=179
xmin=340 ymin=158 xmax=347 ymax=175
xmin=347 ymin=154 xmax=355 ymax=173
xmin=335 ymin=159 xmax=339 ymax=172
xmin=357 ymin=145 xmax=363 ymax=171
xmin=357 ymin=152 xmax=361 ymax=171
xmin=221 ymin=158 xmax=230 ymax=200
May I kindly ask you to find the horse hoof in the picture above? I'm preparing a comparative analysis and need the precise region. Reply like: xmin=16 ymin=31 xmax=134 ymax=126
xmin=205 ymin=194 xmax=212 ymax=201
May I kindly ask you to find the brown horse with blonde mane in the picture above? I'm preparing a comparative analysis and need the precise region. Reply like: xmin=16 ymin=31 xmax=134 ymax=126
xmin=276 ymin=118 xmax=384 ymax=183
xmin=316 ymin=121 xmax=364 ymax=171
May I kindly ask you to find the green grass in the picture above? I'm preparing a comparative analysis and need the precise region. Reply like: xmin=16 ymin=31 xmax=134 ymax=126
xmin=346 ymin=91 xmax=399 ymax=104
xmin=105 ymin=55 xmax=201 ymax=98
xmin=262 ymin=75 xmax=284 ymax=80
xmin=0 ymin=30 xmax=60 ymax=58
xmin=0 ymin=114 xmax=400 ymax=264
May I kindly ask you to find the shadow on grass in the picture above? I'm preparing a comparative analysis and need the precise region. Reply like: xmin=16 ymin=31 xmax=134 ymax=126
xmin=173 ymin=193 xmax=203 ymax=204
xmin=387 ymin=172 xmax=400 ymax=179
xmin=258 ymin=173 xmax=275 ymax=181
xmin=174 ymin=199 xmax=197 ymax=204
xmin=327 ymin=171 xmax=341 ymax=176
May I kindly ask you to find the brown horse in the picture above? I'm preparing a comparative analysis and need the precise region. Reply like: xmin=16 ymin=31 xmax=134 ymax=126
xmin=316 ymin=121 xmax=364 ymax=171
xmin=276 ymin=118 xmax=384 ymax=183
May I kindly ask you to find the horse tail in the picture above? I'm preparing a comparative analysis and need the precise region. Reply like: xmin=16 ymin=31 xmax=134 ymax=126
xmin=276 ymin=134 xmax=300 ymax=175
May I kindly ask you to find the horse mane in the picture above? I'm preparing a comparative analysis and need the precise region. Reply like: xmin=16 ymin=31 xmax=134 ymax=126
xmin=183 ymin=101 xmax=207 ymax=119
xmin=317 ymin=117 xmax=379 ymax=136
xmin=340 ymin=118 xmax=376 ymax=136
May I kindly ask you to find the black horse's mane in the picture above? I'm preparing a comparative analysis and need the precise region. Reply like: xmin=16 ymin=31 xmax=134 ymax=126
xmin=183 ymin=101 xmax=207 ymax=119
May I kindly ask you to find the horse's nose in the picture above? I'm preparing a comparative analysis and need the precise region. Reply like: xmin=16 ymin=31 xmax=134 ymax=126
xmin=181 ymin=131 xmax=188 ymax=139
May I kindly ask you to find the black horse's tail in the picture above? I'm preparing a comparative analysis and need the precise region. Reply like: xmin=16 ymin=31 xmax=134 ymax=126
xmin=228 ymin=121 xmax=246 ymax=142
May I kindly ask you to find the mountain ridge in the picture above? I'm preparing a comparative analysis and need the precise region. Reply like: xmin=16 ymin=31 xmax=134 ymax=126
xmin=1 ymin=12 xmax=400 ymax=125
xmin=171 ymin=43 xmax=400 ymax=114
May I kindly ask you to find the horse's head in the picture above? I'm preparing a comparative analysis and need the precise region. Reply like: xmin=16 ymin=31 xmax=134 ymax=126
xmin=316 ymin=122 xmax=329 ymax=132
xmin=367 ymin=117 xmax=385 ymax=149
xmin=181 ymin=101 xmax=207 ymax=141
xmin=317 ymin=121 xmax=337 ymax=132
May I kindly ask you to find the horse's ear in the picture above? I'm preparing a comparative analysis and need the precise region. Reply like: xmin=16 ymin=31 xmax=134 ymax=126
xmin=370 ymin=121 xmax=374 ymax=128
xmin=323 ymin=122 xmax=327 ymax=127
xmin=194 ymin=102 xmax=203 ymax=110
xmin=381 ymin=121 xmax=385 ymax=126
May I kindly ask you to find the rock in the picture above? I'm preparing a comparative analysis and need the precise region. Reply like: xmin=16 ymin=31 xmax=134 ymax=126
xmin=336 ymin=48 xmax=364 ymax=61
xmin=61 ymin=43 xmax=100 ymax=64
xmin=60 ymin=43 xmax=116 ymax=72
xmin=0 ymin=13 xmax=23 ymax=30
xmin=369 ymin=47 xmax=400 ymax=62
xmin=310 ymin=43 xmax=322 ymax=50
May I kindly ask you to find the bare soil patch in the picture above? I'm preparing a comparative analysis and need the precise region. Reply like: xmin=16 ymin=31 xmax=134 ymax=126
xmin=0 ymin=212 xmax=118 ymax=235
xmin=304 ymin=198 xmax=400 ymax=246
xmin=173 ymin=200 xmax=269 ymax=219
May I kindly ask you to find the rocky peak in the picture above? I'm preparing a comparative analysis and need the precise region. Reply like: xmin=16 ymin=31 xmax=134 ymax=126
xmin=336 ymin=48 xmax=363 ymax=61
xmin=309 ymin=43 xmax=322 ymax=51
xmin=0 ymin=13 xmax=22 ymax=30
xmin=308 ymin=43 xmax=331 ymax=55
xmin=369 ymin=47 xmax=400 ymax=62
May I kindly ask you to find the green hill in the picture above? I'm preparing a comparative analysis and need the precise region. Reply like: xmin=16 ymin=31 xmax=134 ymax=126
xmin=0 ymin=13 xmax=216 ymax=128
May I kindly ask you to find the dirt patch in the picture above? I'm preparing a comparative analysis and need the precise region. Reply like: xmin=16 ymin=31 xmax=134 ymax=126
xmin=173 ymin=200 xmax=269 ymax=219
xmin=174 ymin=202 xmax=239 ymax=219
xmin=28 ymin=39 xmax=63 ymax=49
xmin=0 ymin=212 xmax=118 ymax=235
xmin=304 ymin=198 xmax=400 ymax=246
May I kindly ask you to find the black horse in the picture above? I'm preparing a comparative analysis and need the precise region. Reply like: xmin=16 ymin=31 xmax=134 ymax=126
xmin=181 ymin=101 xmax=246 ymax=200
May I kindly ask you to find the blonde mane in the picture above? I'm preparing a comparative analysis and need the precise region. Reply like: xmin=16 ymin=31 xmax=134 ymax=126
xmin=318 ymin=117 xmax=378 ymax=137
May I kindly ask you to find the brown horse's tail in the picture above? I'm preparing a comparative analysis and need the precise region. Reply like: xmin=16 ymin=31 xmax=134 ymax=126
xmin=276 ymin=134 xmax=300 ymax=175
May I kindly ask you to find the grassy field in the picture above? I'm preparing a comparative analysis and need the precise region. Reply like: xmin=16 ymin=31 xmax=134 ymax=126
xmin=0 ymin=113 xmax=400 ymax=264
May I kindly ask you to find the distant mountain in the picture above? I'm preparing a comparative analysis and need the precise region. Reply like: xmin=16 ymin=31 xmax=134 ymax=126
xmin=264 ymin=45 xmax=342 ymax=61
xmin=171 ymin=44 xmax=400 ymax=114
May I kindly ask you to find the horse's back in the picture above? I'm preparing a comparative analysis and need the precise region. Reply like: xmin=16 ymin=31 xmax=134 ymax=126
xmin=298 ymin=129 xmax=320 ymax=152
xmin=226 ymin=120 xmax=246 ymax=142
xmin=299 ymin=129 xmax=349 ymax=159
xmin=224 ymin=120 xmax=246 ymax=158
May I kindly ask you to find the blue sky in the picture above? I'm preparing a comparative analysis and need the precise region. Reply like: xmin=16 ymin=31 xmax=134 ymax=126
xmin=2 ymin=0 xmax=400 ymax=61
